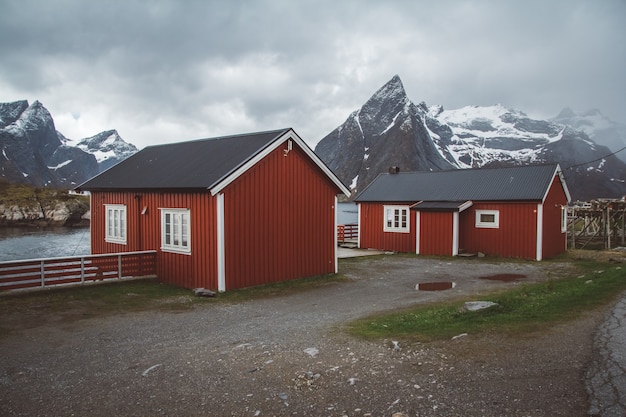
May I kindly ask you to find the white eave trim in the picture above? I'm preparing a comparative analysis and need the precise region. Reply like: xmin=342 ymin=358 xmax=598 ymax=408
xmin=209 ymin=129 xmax=351 ymax=197
xmin=458 ymin=200 xmax=474 ymax=212
xmin=541 ymin=164 xmax=571 ymax=204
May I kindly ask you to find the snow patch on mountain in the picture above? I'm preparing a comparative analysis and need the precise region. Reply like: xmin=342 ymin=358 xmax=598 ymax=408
xmin=0 ymin=100 xmax=138 ymax=187
xmin=48 ymin=160 xmax=73 ymax=170
xmin=315 ymin=75 xmax=626 ymax=201
xmin=77 ymin=130 xmax=137 ymax=166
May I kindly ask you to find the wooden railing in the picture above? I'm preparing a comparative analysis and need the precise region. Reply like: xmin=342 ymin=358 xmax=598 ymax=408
xmin=0 ymin=251 xmax=157 ymax=291
xmin=338 ymin=223 xmax=358 ymax=243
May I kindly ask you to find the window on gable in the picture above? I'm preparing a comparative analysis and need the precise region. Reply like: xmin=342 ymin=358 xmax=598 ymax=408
xmin=161 ymin=208 xmax=191 ymax=254
xmin=475 ymin=209 xmax=499 ymax=228
xmin=383 ymin=205 xmax=410 ymax=233
xmin=105 ymin=204 xmax=127 ymax=244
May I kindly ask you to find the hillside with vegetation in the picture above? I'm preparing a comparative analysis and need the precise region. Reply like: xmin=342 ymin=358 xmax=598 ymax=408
xmin=0 ymin=180 xmax=89 ymax=226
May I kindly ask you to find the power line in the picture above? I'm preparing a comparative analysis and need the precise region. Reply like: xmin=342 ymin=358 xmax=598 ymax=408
xmin=564 ymin=145 xmax=626 ymax=170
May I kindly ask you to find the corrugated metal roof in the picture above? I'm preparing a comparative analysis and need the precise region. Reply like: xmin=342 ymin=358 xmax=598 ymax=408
xmin=355 ymin=164 xmax=561 ymax=202
xmin=77 ymin=129 xmax=290 ymax=190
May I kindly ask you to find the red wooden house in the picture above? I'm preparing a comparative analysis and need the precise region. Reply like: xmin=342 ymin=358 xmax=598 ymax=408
xmin=354 ymin=164 xmax=571 ymax=260
xmin=77 ymin=128 xmax=350 ymax=291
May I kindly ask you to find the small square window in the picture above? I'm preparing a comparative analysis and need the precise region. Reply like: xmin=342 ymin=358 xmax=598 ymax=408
xmin=476 ymin=210 xmax=499 ymax=228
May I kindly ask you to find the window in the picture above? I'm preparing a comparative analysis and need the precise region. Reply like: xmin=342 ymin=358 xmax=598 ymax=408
xmin=161 ymin=209 xmax=191 ymax=253
xmin=383 ymin=205 xmax=410 ymax=233
xmin=475 ymin=209 xmax=499 ymax=228
xmin=105 ymin=204 xmax=127 ymax=244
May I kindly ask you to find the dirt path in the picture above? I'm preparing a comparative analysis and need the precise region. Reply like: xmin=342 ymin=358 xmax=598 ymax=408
xmin=0 ymin=255 xmax=609 ymax=416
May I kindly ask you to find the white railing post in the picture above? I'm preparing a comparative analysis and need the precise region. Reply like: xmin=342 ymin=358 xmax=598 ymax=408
xmin=0 ymin=250 xmax=157 ymax=292
xmin=81 ymin=257 xmax=85 ymax=284
xmin=40 ymin=260 xmax=45 ymax=287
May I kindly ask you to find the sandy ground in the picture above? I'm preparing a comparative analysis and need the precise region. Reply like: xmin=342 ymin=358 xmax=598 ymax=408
xmin=0 ymin=253 xmax=622 ymax=416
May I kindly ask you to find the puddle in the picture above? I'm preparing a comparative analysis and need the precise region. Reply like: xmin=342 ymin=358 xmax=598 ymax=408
xmin=415 ymin=282 xmax=455 ymax=291
xmin=480 ymin=273 xmax=526 ymax=282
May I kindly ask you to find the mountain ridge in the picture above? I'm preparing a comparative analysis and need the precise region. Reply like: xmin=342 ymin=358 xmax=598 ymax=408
xmin=315 ymin=75 xmax=626 ymax=201
xmin=0 ymin=100 xmax=137 ymax=188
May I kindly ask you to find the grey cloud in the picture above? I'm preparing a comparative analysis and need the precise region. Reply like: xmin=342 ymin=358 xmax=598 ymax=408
xmin=0 ymin=0 xmax=624 ymax=148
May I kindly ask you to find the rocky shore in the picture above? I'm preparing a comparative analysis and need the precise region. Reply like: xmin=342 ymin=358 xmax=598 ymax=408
xmin=0 ymin=199 xmax=89 ymax=227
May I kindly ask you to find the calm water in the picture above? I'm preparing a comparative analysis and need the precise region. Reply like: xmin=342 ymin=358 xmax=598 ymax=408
xmin=0 ymin=227 xmax=91 ymax=262
xmin=0 ymin=204 xmax=357 ymax=262
xmin=337 ymin=202 xmax=358 ymax=225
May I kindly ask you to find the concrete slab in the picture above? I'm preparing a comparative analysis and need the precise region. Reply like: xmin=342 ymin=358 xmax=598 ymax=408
xmin=337 ymin=247 xmax=387 ymax=258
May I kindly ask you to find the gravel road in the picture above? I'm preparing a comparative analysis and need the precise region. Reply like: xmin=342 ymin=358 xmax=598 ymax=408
xmin=0 ymin=254 xmax=616 ymax=416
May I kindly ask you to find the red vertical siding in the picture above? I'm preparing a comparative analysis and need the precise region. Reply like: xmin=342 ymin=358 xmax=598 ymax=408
xmin=358 ymin=202 xmax=416 ymax=252
xmin=90 ymin=191 xmax=218 ymax=289
xmin=419 ymin=212 xmax=454 ymax=256
xmin=541 ymin=176 xmax=569 ymax=259
xmin=459 ymin=202 xmax=538 ymax=259
xmin=222 ymin=141 xmax=339 ymax=290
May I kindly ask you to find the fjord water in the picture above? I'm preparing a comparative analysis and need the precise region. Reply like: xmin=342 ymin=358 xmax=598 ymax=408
xmin=0 ymin=204 xmax=357 ymax=263
xmin=337 ymin=202 xmax=357 ymax=225
xmin=0 ymin=227 xmax=91 ymax=262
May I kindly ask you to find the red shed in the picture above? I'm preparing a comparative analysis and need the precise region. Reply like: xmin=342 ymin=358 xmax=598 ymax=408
xmin=354 ymin=164 xmax=571 ymax=260
xmin=77 ymin=128 xmax=350 ymax=291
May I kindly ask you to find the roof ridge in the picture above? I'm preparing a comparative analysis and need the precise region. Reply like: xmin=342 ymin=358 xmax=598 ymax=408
xmin=385 ymin=163 xmax=558 ymax=176
xmin=142 ymin=128 xmax=292 ymax=149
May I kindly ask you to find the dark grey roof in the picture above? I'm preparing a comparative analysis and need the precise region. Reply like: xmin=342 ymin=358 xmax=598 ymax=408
xmin=355 ymin=164 xmax=563 ymax=203
xmin=77 ymin=129 xmax=291 ymax=190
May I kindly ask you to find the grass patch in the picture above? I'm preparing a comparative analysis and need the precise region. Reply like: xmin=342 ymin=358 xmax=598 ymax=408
xmin=0 ymin=180 xmax=89 ymax=205
xmin=0 ymin=278 xmax=198 ymax=316
xmin=346 ymin=261 xmax=625 ymax=341
xmin=0 ymin=273 xmax=347 ymax=337
xmin=214 ymin=273 xmax=348 ymax=303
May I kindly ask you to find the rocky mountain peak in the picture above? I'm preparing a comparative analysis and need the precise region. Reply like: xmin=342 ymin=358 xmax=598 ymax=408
xmin=358 ymin=74 xmax=410 ymax=140
xmin=0 ymin=100 xmax=29 ymax=128
xmin=77 ymin=129 xmax=138 ymax=171
xmin=315 ymin=76 xmax=626 ymax=201
xmin=555 ymin=107 xmax=576 ymax=120
xmin=315 ymin=75 xmax=455 ymax=195
xmin=0 ymin=100 xmax=137 ymax=187
xmin=550 ymin=107 xmax=626 ymax=163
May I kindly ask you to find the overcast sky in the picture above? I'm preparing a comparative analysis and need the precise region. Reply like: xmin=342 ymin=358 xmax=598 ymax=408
xmin=1 ymin=0 xmax=624 ymax=149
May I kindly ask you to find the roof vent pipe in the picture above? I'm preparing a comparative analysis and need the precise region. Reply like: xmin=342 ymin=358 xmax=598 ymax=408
xmin=389 ymin=166 xmax=400 ymax=174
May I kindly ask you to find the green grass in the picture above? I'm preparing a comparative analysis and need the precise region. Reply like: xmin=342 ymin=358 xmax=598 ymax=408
xmin=0 ymin=278 xmax=200 ymax=337
xmin=0 ymin=278 xmax=198 ymax=316
xmin=0 ymin=273 xmax=347 ymax=335
xmin=346 ymin=261 xmax=626 ymax=341
xmin=0 ymin=180 xmax=89 ymax=207
xmin=209 ymin=273 xmax=348 ymax=302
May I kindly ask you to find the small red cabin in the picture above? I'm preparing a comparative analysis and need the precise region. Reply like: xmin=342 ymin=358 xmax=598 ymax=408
xmin=77 ymin=128 xmax=350 ymax=291
xmin=354 ymin=164 xmax=571 ymax=260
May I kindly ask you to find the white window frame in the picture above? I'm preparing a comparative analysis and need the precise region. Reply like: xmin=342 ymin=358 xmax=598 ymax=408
xmin=105 ymin=204 xmax=127 ymax=244
xmin=383 ymin=205 xmax=410 ymax=233
xmin=475 ymin=209 xmax=499 ymax=228
xmin=160 ymin=208 xmax=191 ymax=254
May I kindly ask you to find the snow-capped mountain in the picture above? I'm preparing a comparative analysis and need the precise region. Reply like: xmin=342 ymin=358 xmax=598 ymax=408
xmin=315 ymin=76 xmax=626 ymax=201
xmin=76 ymin=130 xmax=137 ymax=172
xmin=315 ymin=75 xmax=455 ymax=195
xmin=0 ymin=100 xmax=137 ymax=188
xmin=551 ymin=107 xmax=626 ymax=163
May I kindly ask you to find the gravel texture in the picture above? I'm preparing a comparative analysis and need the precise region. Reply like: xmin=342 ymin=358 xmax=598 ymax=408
xmin=0 ymin=254 xmax=616 ymax=416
